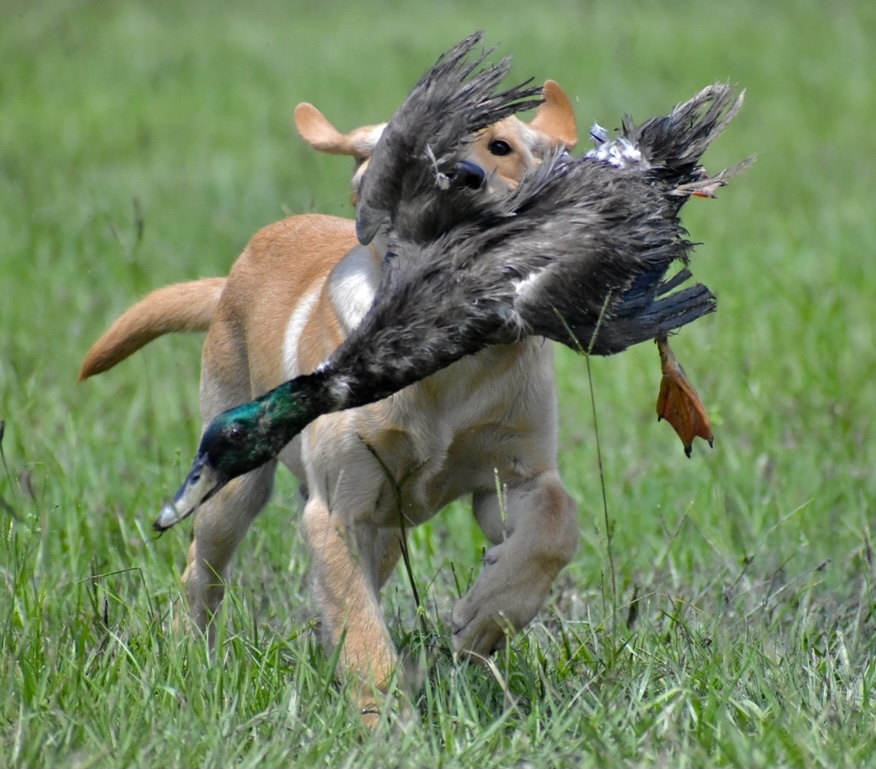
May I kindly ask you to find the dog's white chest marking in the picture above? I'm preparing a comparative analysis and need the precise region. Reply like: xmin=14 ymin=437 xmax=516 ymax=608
xmin=282 ymin=286 xmax=322 ymax=378
xmin=328 ymin=341 xmax=558 ymax=528
xmin=328 ymin=245 xmax=382 ymax=334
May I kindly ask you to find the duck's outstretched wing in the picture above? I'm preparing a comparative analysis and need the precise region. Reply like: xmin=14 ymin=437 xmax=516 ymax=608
xmin=355 ymin=31 xmax=543 ymax=245
xmin=330 ymin=150 xmax=712 ymax=389
xmin=335 ymin=84 xmax=752 ymax=384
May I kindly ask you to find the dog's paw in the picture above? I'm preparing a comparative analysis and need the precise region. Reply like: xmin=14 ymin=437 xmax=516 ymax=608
xmin=359 ymin=703 xmax=382 ymax=730
xmin=356 ymin=689 xmax=416 ymax=731
xmin=450 ymin=543 xmax=552 ymax=657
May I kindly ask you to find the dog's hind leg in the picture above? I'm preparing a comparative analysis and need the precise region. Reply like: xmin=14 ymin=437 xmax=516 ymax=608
xmin=452 ymin=472 xmax=579 ymax=657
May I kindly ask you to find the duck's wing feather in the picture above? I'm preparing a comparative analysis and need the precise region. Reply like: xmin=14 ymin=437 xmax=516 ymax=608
xmin=355 ymin=31 xmax=543 ymax=245
xmin=323 ymin=149 xmax=717 ymax=403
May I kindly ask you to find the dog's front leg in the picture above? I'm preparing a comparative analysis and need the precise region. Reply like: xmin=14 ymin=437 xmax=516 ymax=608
xmin=452 ymin=472 xmax=579 ymax=657
xmin=181 ymin=460 xmax=277 ymax=640
xmin=302 ymin=496 xmax=402 ymax=727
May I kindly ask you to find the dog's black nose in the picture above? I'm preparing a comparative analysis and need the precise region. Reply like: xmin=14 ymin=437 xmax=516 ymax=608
xmin=450 ymin=160 xmax=486 ymax=190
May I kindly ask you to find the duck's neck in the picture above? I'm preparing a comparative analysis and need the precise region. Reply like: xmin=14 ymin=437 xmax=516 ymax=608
xmin=238 ymin=369 xmax=341 ymax=463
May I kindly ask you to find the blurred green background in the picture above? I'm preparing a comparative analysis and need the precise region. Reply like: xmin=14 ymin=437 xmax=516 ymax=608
xmin=2 ymin=0 xmax=875 ymax=765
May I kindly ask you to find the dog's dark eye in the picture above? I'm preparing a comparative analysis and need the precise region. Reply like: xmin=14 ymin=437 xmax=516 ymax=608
xmin=489 ymin=140 xmax=513 ymax=156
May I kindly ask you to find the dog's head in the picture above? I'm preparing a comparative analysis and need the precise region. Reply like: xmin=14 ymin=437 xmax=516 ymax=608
xmin=294 ymin=79 xmax=577 ymax=209
xmin=464 ymin=79 xmax=577 ymax=196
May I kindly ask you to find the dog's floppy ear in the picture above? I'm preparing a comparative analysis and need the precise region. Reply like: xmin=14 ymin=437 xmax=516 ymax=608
xmin=294 ymin=103 xmax=385 ymax=160
xmin=529 ymin=81 xmax=578 ymax=150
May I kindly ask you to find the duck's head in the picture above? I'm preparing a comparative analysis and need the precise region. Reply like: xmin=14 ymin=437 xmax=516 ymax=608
xmin=154 ymin=400 xmax=269 ymax=531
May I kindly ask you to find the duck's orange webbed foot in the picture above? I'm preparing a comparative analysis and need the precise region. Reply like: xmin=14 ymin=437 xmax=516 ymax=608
xmin=655 ymin=335 xmax=714 ymax=457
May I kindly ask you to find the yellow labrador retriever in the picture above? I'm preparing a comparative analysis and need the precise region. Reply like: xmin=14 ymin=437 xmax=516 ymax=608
xmin=80 ymin=82 xmax=579 ymax=722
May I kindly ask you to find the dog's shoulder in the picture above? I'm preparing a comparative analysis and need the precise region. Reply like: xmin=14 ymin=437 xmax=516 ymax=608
xmin=327 ymin=242 xmax=384 ymax=335
xmin=239 ymin=214 xmax=357 ymax=271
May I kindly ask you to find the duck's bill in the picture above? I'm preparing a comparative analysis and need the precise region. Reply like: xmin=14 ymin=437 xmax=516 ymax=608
xmin=153 ymin=455 xmax=222 ymax=531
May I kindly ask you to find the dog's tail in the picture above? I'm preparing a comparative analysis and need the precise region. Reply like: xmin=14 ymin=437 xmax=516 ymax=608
xmin=78 ymin=277 xmax=225 ymax=381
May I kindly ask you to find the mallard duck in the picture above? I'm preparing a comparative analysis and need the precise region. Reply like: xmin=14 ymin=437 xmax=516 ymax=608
xmin=155 ymin=60 xmax=746 ymax=531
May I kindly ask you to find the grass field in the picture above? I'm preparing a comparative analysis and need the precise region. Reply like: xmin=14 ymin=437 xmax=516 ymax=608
xmin=2 ymin=0 xmax=876 ymax=765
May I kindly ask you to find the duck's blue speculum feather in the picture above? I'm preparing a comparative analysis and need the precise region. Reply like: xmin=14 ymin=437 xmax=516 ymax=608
xmin=156 ymin=37 xmax=749 ymax=531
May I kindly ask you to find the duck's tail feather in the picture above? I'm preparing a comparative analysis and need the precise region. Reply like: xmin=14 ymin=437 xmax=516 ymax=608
xmin=544 ymin=267 xmax=716 ymax=356
xmin=616 ymin=267 xmax=716 ymax=328
xmin=628 ymin=84 xmax=745 ymax=173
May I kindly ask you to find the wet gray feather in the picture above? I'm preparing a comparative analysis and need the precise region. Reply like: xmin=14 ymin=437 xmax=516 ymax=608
xmin=324 ymin=80 xmax=751 ymax=398
xmin=355 ymin=31 xmax=543 ymax=245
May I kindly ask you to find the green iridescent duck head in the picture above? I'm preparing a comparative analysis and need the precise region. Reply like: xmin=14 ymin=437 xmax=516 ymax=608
xmin=154 ymin=399 xmax=271 ymax=530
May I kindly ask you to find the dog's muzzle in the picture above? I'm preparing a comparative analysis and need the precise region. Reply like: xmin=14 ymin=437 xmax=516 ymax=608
xmin=448 ymin=160 xmax=486 ymax=191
